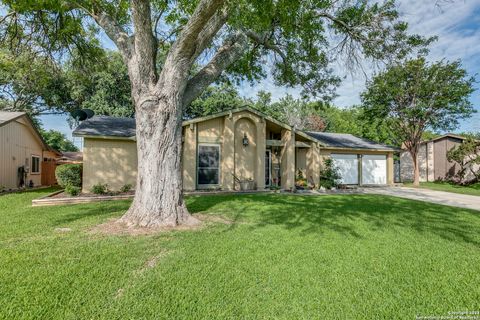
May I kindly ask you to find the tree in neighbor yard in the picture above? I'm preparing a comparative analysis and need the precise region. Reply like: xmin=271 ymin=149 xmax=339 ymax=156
xmin=361 ymin=58 xmax=476 ymax=187
xmin=1 ymin=0 xmax=431 ymax=227
xmin=447 ymin=136 xmax=480 ymax=184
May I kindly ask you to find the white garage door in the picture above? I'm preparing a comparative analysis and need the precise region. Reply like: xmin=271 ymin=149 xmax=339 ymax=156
xmin=331 ymin=154 xmax=358 ymax=185
xmin=362 ymin=155 xmax=387 ymax=185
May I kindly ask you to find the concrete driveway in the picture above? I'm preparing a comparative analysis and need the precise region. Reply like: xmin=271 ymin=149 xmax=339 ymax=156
xmin=363 ymin=187 xmax=480 ymax=211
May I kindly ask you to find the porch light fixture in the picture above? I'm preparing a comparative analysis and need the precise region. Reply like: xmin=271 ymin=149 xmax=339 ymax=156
xmin=242 ymin=133 xmax=249 ymax=147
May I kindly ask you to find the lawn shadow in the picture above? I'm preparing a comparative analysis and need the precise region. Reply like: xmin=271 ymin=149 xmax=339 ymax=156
xmin=52 ymin=201 xmax=131 ymax=225
xmin=186 ymin=194 xmax=480 ymax=247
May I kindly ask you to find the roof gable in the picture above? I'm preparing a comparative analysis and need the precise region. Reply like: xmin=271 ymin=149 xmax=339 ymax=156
xmin=0 ymin=111 xmax=56 ymax=152
xmin=0 ymin=111 xmax=26 ymax=127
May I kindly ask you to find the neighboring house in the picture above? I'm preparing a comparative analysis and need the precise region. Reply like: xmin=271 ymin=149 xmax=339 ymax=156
xmin=58 ymin=152 xmax=83 ymax=165
xmin=73 ymin=107 xmax=397 ymax=193
xmin=0 ymin=112 xmax=60 ymax=189
xmin=400 ymin=133 xmax=478 ymax=182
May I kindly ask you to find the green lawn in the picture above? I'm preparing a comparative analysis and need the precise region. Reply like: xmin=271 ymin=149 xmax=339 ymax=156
xmin=1 ymin=189 xmax=480 ymax=319
xmin=405 ymin=181 xmax=480 ymax=196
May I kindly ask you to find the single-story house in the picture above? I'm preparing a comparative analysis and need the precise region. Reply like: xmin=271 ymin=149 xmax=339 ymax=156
xmin=400 ymin=133 xmax=478 ymax=182
xmin=73 ymin=107 xmax=397 ymax=192
xmin=0 ymin=111 xmax=60 ymax=189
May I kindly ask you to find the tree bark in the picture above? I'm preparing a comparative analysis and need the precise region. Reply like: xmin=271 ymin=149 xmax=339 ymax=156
xmin=411 ymin=150 xmax=420 ymax=187
xmin=119 ymin=90 xmax=198 ymax=227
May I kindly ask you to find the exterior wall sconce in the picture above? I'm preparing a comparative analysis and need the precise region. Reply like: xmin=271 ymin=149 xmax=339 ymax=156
xmin=242 ymin=133 xmax=249 ymax=147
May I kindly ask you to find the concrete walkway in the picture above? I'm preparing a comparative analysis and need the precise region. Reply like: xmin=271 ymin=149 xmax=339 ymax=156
xmin=363 ymin=187 xmax=480 ymax=211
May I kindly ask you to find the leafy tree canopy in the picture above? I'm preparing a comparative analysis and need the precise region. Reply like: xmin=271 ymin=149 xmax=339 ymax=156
xmin=361 ymin=57 xmax=476 ymax=147
xmin=361 ymin=57 xmax=476 ymax=185
xmin=184 ymin=82 xmax=246 ymax=119
xmin=0 ymin=0 xmax=433 ymax=103
xmin=40 ymin=129 xmax=78 ymax=152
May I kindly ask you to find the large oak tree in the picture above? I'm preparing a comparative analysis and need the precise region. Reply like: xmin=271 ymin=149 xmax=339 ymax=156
xmin=1 ymin=0 xmax=430 ymax=226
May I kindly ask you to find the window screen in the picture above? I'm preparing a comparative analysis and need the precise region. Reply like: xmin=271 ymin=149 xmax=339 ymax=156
xmin=31 ymin=156 xmax=40 ymax=173
xmin=197 ymin=145 xmax=220 ymax=185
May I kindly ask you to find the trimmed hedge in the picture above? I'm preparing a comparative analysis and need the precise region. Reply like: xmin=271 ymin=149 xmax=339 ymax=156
xmin=55 ymin=164 xmax=82 ymax=188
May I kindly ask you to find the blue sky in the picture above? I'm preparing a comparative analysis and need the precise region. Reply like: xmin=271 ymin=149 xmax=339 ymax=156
xmin=41 ymin=0 xmax=480 ymax=147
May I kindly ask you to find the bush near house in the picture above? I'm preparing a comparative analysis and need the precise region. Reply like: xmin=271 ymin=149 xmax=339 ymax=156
xmin=120 ymin=184 xmax=133 ymax=193
xmin=319 ymin=158 xmax=341 ymax=189
xmin=64 ymin=185 xmax=81 ymax=196
xmin=55 ymin=164 xmax=82 ymax=193
xmin=91 ymin=183 xmax=108 ymax=195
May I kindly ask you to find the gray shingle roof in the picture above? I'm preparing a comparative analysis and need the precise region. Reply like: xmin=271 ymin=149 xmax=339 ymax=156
xmin=73 ymin=114 xmax=398 ymax=152
xmin=306 ymin=132 xmax=398 ymax=151
xmin=73 ymin=116 xmax=136 ymax=137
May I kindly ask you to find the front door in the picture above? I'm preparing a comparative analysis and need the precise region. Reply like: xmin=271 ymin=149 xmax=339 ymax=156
xmin=265 ymin=150 xmax=272 ymax=187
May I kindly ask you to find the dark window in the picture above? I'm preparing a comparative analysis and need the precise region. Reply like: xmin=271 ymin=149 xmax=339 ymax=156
xmin=31 ymin=156 xmax=40 ymax=173
xmin=197 ymin=145 xmax=220 ymax=185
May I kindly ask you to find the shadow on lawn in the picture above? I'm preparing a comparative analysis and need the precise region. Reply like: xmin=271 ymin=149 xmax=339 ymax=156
xmin=53 ymin=201 xmax=131 ymax=225
xmin=187 ymin=194 xmax=480 ymax=246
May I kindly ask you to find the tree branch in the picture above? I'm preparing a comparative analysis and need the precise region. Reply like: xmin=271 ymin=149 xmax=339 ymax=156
xmin=245 ymin=30 xmax=287 ymax=63
xmin=191 ymin=6 xmax=229 ymax=63
xmin=182 ymin=32 xmax=248 ymax=107
xmin=87 ymin=7 xmax=133 ymax=60
xmin=162 ymin=0 xmax=225 ymax=74
xmin=131 ymin=0 xmax=157 ymax=85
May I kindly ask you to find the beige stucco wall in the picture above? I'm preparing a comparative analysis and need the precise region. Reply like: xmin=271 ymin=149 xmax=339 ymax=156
xmin=0 ymin=117 xmax=44 ymax=189
xmin=182 ymin=124 xmax=197 ymax=191
xmin=234 ymin=117 xmax=257 ymax=182
xmin=82 ymin=138 xmax=138 ymax=193
xmin=306 ymin=143 xmax=321 ymax=187
xmin=280 ymin=129 xmax=295 ymax=190
xmin=183 ymin=111 xmax=266 ymax=191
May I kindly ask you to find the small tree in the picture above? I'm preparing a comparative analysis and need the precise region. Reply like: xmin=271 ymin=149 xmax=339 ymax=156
xmin=362 ymin=58 xmax=476 ymax=186
xmin=447 ymin=136 xmax=480 ymax=184
xmin=319 ymin=158 xmax=341 ymax=190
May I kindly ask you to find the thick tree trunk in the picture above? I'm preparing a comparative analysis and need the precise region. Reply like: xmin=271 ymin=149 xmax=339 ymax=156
xmin=119 ymin=91 xmax=198 ymax=227
xmin=411 ymin=151 xmax=420 ymax=187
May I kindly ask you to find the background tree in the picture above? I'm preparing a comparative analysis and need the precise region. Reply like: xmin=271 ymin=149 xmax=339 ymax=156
xmin=184 ymin=82 xmax=246 ymax=119
xmin=447 ymin=136 xmax=480 ymax=184
xmin=64 ymin=50 xmax=134 ymax=117
xmin=40 ymin=129 xmax=79 ymax=152
xmin=362 ymin=57 xmax=476 ymax=186
xmin=0 ymin=46 xmax=71 ymax=115
xmin=1 ymin=0 xmax=431 ymax=227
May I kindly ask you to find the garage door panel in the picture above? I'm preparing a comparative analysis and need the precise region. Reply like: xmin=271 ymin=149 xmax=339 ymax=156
xmin=362 ymin=155 xmax=387 ymax=185
xmin=331 ymin=154 xmax=358 ymax=185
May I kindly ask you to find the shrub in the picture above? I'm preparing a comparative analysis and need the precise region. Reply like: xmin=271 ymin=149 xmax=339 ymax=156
xmin=65 ymin=185 xmax=81 ymax=196
xmin=295 ymin=170 xmax=308 ymax=189
xmin=91 ymin=183 xmax=108 ymax=195
xmin=119 ymin=184 xmax=133 ymax=193
xmin=319 ymin=158 xmax=341 ymax=190
xmin=55 ymin=164 xmax=82 ymax=188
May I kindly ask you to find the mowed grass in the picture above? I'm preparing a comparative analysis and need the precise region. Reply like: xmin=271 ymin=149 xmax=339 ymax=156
xmin=405 ymin=181 xmax=480 ymax=196
xmin=1 ymin=189 xmax=480 ymax=319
